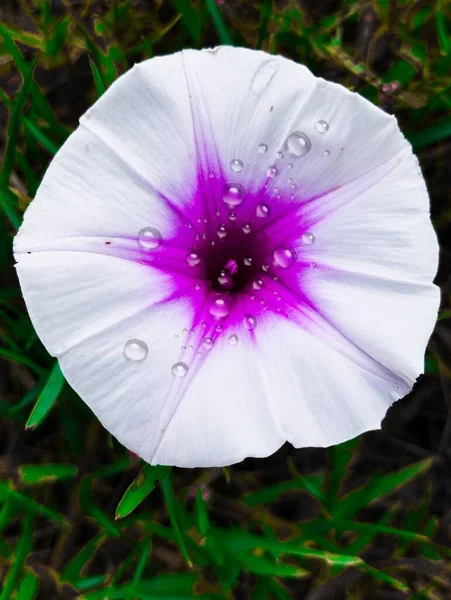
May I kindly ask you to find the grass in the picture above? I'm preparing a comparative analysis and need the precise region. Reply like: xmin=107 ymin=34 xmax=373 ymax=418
xmin=1 ymin=0 xmax=451 ymax=598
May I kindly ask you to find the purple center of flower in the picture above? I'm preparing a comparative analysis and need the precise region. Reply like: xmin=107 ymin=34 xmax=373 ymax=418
xmin=133 ymin=155 xmax=321 ymax=371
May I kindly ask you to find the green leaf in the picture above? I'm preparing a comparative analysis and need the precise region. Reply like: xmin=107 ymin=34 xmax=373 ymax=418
xmin=407 ymin=117 xmax=451 ymax=150
xmin=78 ymin=573 xmax=200 ymax=600
xmin=15 ymin=570 xmax=39 ymax=600
xmin=205 ymin=0 xmax=233 ymax=45
xmin=244 ymin=473 xmax=324 ymax=506
xmin=18 ymin=463 xmax=78 ymax=485
xmin=238 ymin=553 xmax=309 ymax=577
xmin=436 ymin=0 xmax=451 ymax=55
xmin=161 ymin=470 xmax=192 ymax=566
xmin=195 ymin=487 xmax=211 ymax=536
xmin=115 ymin=464 xmax=171 ymax=519
xmin=0 ymin=514 xmax=34 ymax=600
xmin=26 ymin=361 xmax=65 ymax=429
xmin=62 ymin=533 xmax=106 ymax=583
xmin=334 ymin=457 xmax=433 ymax=520
xmin=23 ymin=117 xmax=60 ymax=155
xmin=89 ymin=57 xmax=107 ymax=99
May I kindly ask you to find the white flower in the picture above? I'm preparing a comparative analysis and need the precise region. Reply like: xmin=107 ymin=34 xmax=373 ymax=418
xmin=14 ymin=47 xmax=439 ymax=468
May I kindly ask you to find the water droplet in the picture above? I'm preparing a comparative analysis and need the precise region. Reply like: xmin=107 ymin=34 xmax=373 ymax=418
xmin=183 ymin=328 xmax=188 ymax=333
xmin=174 ymin=334 xmax=179 ymax=339
xmin=216 ymin=210 xmax=221 ymax=217
xmin=172 ymin=362 xmax=188 ymax=377
xmin=228 ymin=334 xmax=239 ymax=346
xmin=274 ymin=187 xmax=280 ymax=193
xmin=215 ymin=324 xmax=223 ymax=333
xmin=181 ymin=345 xmax=186 ymax=351
xmin=218 ymin=272 xmax=232 ymax=288
xmin=208 ymin=171 xmax=214 ymax=178
xmin=207 ymin=293 xmax=232 ymax=319
xmin=315 ymin=120 xmax=329 ymax=133
xmin=323 ymin=150 xmax=330 ymax=157
xmin=266 ymin=166 xmax=278 ymax=178
xmin=204 ymin=217 xmax=209 ymax=223
xmin=203 ymin=337 xmax=213 ymax=350
xmin=252 ymin=279 xmax=264 ymax=290
xmin=286 ymin=132 xmax=311 ymax=157
xmin=229 ymin=212 xmax=237 ymax=221
xmin=223 ymin=183 xmax=245 ymax=207
xmin=302 ymin=232 xmax=315 ymax=245
xmin=217 ymin=225 xmax=227 ymax=239
xmin=287 ymin=163 xmax=293 ymax=169
xmin=137 ymin=227 xmax=161 ymax=250
xmin=262 ymin=263 xmax=270 ymax=272
xmin=202 ymin=233 xmax=207 ymax=240
xmin=242 ymin=223 xmax=252 ymax=234
xmin=310 ymin=261 xmax=316 ymax=268
xmin=123 ymin=339 xmax=148 ymax=363
xmin=244 ymin=257 xmax=253 ymax=266
xmin=187 ymin=222 xmax=193 ymax=229
xmin=256 ymin=203 xmax=270 ymax=218
xmin=258 ymin=143 xmax=268 ymax=154
xmin=230 ymin=159 xmax=243 ymax=173
xmin=195 ymin=283 xmax=201 ymax=290
xmin=273 ymin=275 xmax=279 ymax=281
xmin=211 ymin=241 xmax=215 ymax=246
xmin=273 ymin=247 xmax=296 ymax=268
xmin=244 ymin=315 xmax=257 ymax=330
xmin=186 ymin=251 xmax=201 ymax=266
xmin=197 ymin=216 xmax=202 ymax=223
xmin=277 ymin=151 xmax=284 ymax=159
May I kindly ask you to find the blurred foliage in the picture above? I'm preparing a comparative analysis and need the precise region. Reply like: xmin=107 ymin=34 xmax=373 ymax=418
xmin=1 ymin=0 xmax=451 ymax=598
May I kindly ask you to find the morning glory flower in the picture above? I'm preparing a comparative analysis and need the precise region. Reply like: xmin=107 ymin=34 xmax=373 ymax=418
xmin=14 ymin=47 xmax=439 ymax=468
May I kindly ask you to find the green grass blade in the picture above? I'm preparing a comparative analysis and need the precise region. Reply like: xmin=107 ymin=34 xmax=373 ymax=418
xmin=26 ymin=361 xmax=65 ymax=429
xmin=89 ymin=57 xmax=107 ymax=98
xmin=79 ymin=477 xmax=121 ymax=537
xmin=170 ymin=0 xmax=203 ymax=42
xmin=205 ymin=0 xmax=233 ymax=45
xmin=16 ymin=570 xmax=39 ymax=600
xmin=23 ymin=117 xmax=60 ymax=155
xmin=115 ymin=464 xmax=171 ymax=519
xmin=0 ymin=514 xmax=34 ymax=600
xmin=19 ymin=463 xmax=78 ymax=485
xmin=0 ymin=56 xmax=36 ymax=190
xmin=161 ymin=470 xmax=192 ymax=566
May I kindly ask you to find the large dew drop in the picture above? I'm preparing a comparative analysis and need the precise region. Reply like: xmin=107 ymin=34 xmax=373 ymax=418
xmin=243 ymin=315 xmax=257 ymax=330
xmin=302 ymin=232 xmax=315 ymax=245
xmin=186 ymin=251 xmax=201 ymax=266
xmin=315 ymin=120 xmax=329 ymax=133
xmin=230 ymin=159 xmax=243 ymax=173
xmin=207 ymin=293 xmax=232 ymax=319
xmin=256 ymin=203 xmax=270 ymax=218
xmin=273 ymin=247 xmax=296 ymax=268
xmin=137 ymin=227 xmax=161 ymax=249
xmin=286 ymin=132 xmax=311 ymax=158
xmin=266 ymin=166 xmax=278 ymax=178
xmin=172 ymin=362 xmax=188 ymax=377
xmin=123 ymin=339 xmax=148 ymax=362
xmin=223 ymin=183 xmax=245 ymax=208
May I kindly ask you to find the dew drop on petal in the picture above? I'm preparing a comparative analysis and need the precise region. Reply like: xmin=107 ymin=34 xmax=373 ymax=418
xmin=286 ymin=132 xmax=311 ymax=158
xmin=266 ymin=166 xmax=278 ymax=178
xmin=229 ymin=212 xmax=237 ymax=221
xmin=310 ymin=261 xmax=317 ymax=268
xmin=217 ymin=225 xmax=227 ymax=239
xmin=208 ymin=171 xmax=215 ymax=178
xmin=302 ymin=232 xmax=315 ymax=245
xmin=277 ymin=151 xmax=284 ymax=159
xmin=256 ymin=203 xmax=270 ymax=218
xmin=228 ymin=334 xmax=239 ymax=346
xmin=323 ymin=150 xmax=330 ymax=157
xmin=223 ymin=183 xmax=245 ymax=207
xmin=242 ymin=223 xmax=252 ymax=234
xmin=273 ymin=247 xmax=296 ymax=268
xmin=262 ymin=263 xmax=269 ymax=272
xmin=186 ymin=251 xmax=201 ymax=266
xmin=123 ymin=339 xmax=148 ymax=362
xmin=244 ymin=257 xmax=253 ymax=266
xmin=172 ymin=362 xmax=188 ymax=377
xmin=195 ymin=283 xmax=201 ymax=290
xmin=207 ymin=293 xmax=232 ymax=319
xmin=244 ymin=315 xmax=257 ymax=330
xmin=230 ymin=159 xmax=243 ymax=173
xmin=215 ymin=324 xmax=223 ymax=333
xmin=137 ymin=227 xmax=161 ymax=249
xmin=287 ymin=163 xmax=293 ymax=169
xmin=315 ymin=120 xmax=329 ymax=133
xmin=252 ymin=279 xmax=264 ymax=290
xmin=257 ymin=143 xmax=268 ymax=154
xmin=203 ymin=337 xmax=213 ymax=350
